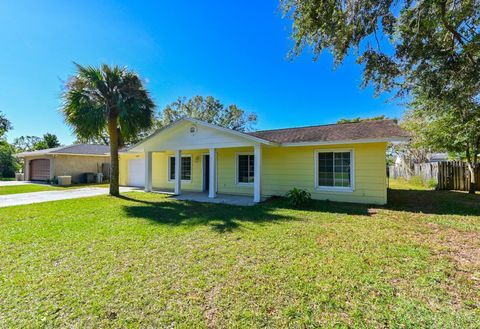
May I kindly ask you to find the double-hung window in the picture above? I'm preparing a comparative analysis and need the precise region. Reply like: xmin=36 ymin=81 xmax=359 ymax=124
xmin=169 ymin=156 xmax=192 ymax=181
xmin=316 ymin=150 xmax=354 ymax=191
xmin=237 ymin=154 xmax=254 ymax=184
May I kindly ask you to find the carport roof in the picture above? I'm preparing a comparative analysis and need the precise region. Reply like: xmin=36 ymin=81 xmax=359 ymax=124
xmin=16 ymin=144 xmax=112 ymax=157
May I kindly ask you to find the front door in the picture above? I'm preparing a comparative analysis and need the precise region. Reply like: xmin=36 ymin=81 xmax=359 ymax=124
xmin=203 ymin=155 xmax=210 ymax=191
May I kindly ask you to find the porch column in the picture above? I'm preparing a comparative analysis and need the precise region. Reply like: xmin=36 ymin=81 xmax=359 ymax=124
xmin=144 ymin=151 xmax=153 ymax=192
xmin=174 ymin=150 xmax=182 ymax=195
xmin=24 ymin=158 xmax=29 ymax=181
xmin=209 ymin=148 xmax=216 ymax=198
xmin=254 ymin=144 xmax=262 ymax=203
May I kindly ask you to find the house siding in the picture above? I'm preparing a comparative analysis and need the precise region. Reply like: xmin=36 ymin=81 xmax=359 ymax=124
xmin=23 ymin=154 xmax=110 ymax=183
xmin=261 ymin=143 xmax=387 ymax=204
xmin=120 ymin=142 xmax=388 ymax=204
xmin=216 ymin=147 xmax=254 ymax=196
xmin=53 ymin=155 xmax=110 ymax=183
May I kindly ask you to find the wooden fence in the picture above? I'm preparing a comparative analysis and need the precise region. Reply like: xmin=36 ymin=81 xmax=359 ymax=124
xmin=436 ymin=161 xmax=480 ymax=191
xmin=389 ymin=161 xmax=479 ymax=191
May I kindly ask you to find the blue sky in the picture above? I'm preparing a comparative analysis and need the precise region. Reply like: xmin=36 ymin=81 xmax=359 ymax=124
xmin=0 ymin=0 xmax=403 ymax=144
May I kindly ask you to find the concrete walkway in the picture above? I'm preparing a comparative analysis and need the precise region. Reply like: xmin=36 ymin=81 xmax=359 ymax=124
xmin=0 ymin=187 xmax=138 ymax=208
xmin=172 ymin=192 xmax=255 ymax=206
xmin=0 ymin=181 xmax=44 ymax=186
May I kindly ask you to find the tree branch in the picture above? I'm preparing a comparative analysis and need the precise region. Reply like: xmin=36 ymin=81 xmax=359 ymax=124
xmin=439 ymin=0 xmax=474 ymax=63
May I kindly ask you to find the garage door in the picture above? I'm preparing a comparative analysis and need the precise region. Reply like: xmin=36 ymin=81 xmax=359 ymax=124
xmin=30 ymin=159 xmax=50 ymax=181
xmin=128 ymin=158 xmax=145 ymax=187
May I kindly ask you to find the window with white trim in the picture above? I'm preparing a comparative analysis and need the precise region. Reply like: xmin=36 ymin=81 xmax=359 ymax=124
xmin=316 ymin=150 xmax=353 ymax=189
xmin=237 ymin=154 xmax=254 ymax=184
xmin=169 ymin=156 xmax=192 ymax=181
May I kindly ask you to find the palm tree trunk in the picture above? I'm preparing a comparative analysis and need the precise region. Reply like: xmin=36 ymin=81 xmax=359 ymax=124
xmin=108 ymin=115 xmax=120 ymax=196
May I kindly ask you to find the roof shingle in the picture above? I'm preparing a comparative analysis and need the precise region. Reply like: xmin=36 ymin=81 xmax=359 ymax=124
xmin=16 ymin=144 xmax=111 ymax=157
xmin=247 ymin=120 xmax=409 ymax=144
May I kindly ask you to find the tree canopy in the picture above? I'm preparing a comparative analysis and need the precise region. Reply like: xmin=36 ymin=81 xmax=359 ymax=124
xmin=336 ymin=115 xmax=390 ymax=124
xmin=0 ymin=112 xmax=19 ymax=178
xmin=160 ymin=96 xmax=257 ymax=132
xmin=0 ymin=111 xmax=12 ymax=139
xmin=13 ymin=133 xmax=61 ymax=152
xmin=281 ymin=0 xmax=479 ymax=98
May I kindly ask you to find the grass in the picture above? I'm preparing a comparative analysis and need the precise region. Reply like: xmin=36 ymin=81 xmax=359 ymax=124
xmin=0 ymin=180 xmax=479 ymax=327
xmin=0 ymin=183 xmax=110 ymax=195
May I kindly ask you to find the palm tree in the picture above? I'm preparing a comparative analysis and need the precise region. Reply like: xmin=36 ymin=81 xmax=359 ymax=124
xmin=61 ymin=63 xmax=155 ymax=196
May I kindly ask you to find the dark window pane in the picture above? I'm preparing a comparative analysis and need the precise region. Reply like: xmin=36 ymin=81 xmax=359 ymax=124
xmin=181 ymin=157 xmax=191 ymax=180
xmin=318 ymin=151 xmax=351 ymax=188
xmin=238 ymin=154 xmax=254 ymax=183
xmin=169 ymin=157 xmax=176 ymax=180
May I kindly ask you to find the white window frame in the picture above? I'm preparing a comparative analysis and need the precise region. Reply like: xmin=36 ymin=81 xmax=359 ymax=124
xmin=314 ymin=148 xmax=355 ymax=192
xmin=167 ymin=154 xmax=192 ymax=184
xmin=235 ymin=152 xmax=255 ymax=186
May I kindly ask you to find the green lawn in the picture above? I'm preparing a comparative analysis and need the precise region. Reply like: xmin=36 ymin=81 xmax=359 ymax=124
xmin=0 ymin=183 xmax=110 ymax=195
xmin=0 ymin=181 xmax=479 ymax=327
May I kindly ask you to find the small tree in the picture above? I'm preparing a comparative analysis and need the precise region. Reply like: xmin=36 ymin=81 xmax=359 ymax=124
xmin=336 ymin=115 xmax=389 ymax=124
xmin=0 ymin=112 xmax=19 ymax=178
xmin=61 ymin=64 xmax=156 ymax=196
xmin=407 ymin=94 xmax=480 ymax=194
xmin=42 ymin=133 xmax=61 ymax=149
xmin=160 ymin=96 xmax=257 ymax=131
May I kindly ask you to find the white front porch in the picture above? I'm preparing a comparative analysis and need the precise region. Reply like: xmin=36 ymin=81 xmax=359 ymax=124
xmin=143 ymin=145 xmax=263 ymax=204
xmin=148 ymin=190 xmax=256 ymax=206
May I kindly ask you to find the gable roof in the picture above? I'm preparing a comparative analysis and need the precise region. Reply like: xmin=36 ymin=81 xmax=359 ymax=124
xmin=247 ymin=120 xmax=410 ymax=144
xmin=128 ymin=117 xmax=277 ymax=152
xmin=16 ymin=144 xmax=111 ymax=157
xmin=128 ymin=117 xmax=409 ymax=152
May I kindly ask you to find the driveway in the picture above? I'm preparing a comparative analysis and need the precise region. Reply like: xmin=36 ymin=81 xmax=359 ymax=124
xmin=0 ymin=181 xmax=41 ymax=186
xmin=0 ymin=186 xmax=139 ymax=208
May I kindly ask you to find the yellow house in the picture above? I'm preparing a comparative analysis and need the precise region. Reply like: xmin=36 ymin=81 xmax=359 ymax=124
xmin=120 ymin=117 xmax=409 ymax=205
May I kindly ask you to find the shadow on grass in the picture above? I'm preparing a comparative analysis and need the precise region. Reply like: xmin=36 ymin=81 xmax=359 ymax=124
xmin=386 ymin=188 xmax=480 ymax=216
xmin=119 ymin=194 xmax=370 ymax=232
xmin=120 ymin=187 xmax=480 ymax=232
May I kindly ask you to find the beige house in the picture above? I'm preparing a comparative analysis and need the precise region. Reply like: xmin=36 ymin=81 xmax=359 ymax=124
xmin=16 ymin=144 xmax=110 ymax=183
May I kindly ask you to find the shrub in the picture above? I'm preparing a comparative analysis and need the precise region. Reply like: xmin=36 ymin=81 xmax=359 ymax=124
xmin=285 ymin=188 xmax=311 ymax=207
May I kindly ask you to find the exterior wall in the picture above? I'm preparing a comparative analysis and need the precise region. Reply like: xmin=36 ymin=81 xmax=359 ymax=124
xmin=120 ymin=142 xmax=388 ymax=204
xmin=151 ymin=150 xmax=205 ymax=192
xmin=262 ymin=143 xmax=387 ymax=204
xmin=23 ymin=155 xmax=54 ymax=181
xmin=23 ymin=154 xmax=110 ymax=183
xmin=216 ymin=147 xmax=254 ymax=196
xmin=53 ymin=155 xmax=110 ymax=183
xmin=119 ymin=150 xmax=206 ymax=192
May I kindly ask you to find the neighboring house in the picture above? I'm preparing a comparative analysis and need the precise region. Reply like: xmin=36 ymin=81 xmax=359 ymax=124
xmin=120 ymin=117 xmax=409 ymax=204
xmin=16 ymin=144 xmax=110 ymax=183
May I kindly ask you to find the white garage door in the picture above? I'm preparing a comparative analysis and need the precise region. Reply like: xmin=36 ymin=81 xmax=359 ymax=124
xmin=128 ymin=158 xmax=145 ymax=187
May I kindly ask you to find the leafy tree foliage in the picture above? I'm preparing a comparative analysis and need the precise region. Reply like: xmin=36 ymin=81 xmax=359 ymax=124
xmin=61 ymin=63 xmax=156 ymax=196
xmin=41 ymin=133 xmax=61 ymax=149
xmin=0 ymin=112 xmax=19 ymax=178
xmin=13 ymin=136 xmax=42 ymax=152
xmin=160 ymin=96 xmax=257 ymax=131
xmin=0 ymin=142 xmax=19 ymax=178
xmin=406 ymin=92 xmax=480 ymax=193
xmin=281 ymin=0 xmax=479 ymax=97
xmin=13 ymin=133 xmax=61 ymax=152
xmin=0 ymin=111 xmax=13 ymax=138
xmin=336 ymin=115 xmax=389 ymax=124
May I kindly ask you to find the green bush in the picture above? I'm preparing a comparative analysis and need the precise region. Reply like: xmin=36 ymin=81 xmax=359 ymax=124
xmin=285 ymin=188 xmax=312 ymax=207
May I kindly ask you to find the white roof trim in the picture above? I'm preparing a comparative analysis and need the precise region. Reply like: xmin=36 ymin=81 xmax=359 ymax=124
xmin=128 ymin=117 xmax=277 ymax=151
xmin=281 ymin=137 xmax=410 ymax=147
